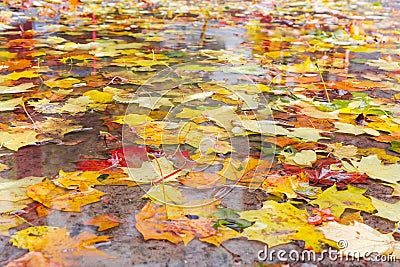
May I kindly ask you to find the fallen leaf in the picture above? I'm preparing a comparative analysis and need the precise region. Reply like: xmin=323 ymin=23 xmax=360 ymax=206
xmin=0 ymin=97 xmax=23 ymax=111
xmin=334 ymin=122 xmax=380 ymax=136
xmin=5 ymin=70 xmax=39 ymax=81
xmin=135 ymin=202 xmax=217 ymax=245
xmin=280 ymin=150 xmax=317 ymax=167
xmin=144 ymin=184 xmax=186 ymax=205
xmin=83 ymin=90 xmax=114 ymax=103
xmin=262 ymin=173 xmax=319 ymax=199
xmin=288 ymin=127 xmax=329 ymax=142
xmin=178 ymin=172 xmax=225 ymax=189
xmin=10 ymin=226 xmax=60 ymax=250
xmin=0 ymin=176 xmax=44 ymax=213
xmin=310 ymin=184 xmax=375 ymax=217
xmin=357 ymin=147 xmax=400 ymax=164
xmin=340 ymin=211 xmax=364 ymax=225
xmin=113 ymin=114 xmax=152 ymax=126
xmin=10 ymin=227 xmax=113 ymax=266
xmin=122 ymin=156 xmax=183 ymax=184
xmin=199 ymin=226 xmax=241 ymax=246
xmin=327 ymin=143 xmax=358 ymax=159
xmin=58 ymin=96 xmax=91 ymax=114
xmin=319 ymin=221 xmax=399 ymax=258
xmin=239 ymin=200 xmax=323 ymax=251
xmin=0 ymin=130 xmax=39 ymax=151
xmin=370 ymin=197 xmax=400 ymax=222
xmin=82 ymin=214 xmax=121 ymax=231
xmin=343 ymin=155 xmax=400 ymax=184
xmin=0 ymin=83 xmax=35 ymax=94
xmin=4 ymin=252 xmax=55 ymax=267
xmin=45 ymin=78 xmax=81 ymax=89
xmin=26 ymin=179 xmax=105 ymax=212
xmin=0 ymin=215 xmax=25 ymax=236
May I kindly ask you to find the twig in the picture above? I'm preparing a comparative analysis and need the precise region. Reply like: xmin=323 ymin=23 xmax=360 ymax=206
xmin=21 ymin=101 xmax=39 ymax=130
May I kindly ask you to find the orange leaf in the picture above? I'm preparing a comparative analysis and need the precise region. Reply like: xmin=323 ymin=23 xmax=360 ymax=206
xmin=83 ymin=214 xmax=121 ymax=231
xmin=264 ymin=136 xmax=298 ymax=147
xmin=36 ymin=205 xmax=51 ymax=218
xmin=5 ymin=252 xmax=58 ymax=267
xmin=178 ymin=172 xmax=225 ymax=189
xmin=34 ymin=228 xmax=113 ymax=266
xmin=26 ymin=179 xmax=105 ymax=212
xmin=7 ymin=59 xmax=31 ymax=71
xmin=135 ymin=202 xmax=217 ymax=245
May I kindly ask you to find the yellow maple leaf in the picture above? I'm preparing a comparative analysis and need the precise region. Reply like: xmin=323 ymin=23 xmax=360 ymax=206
xmin=310 ymin=184 xmax=375 ymax=217
xmin=0 ymin=97 xmax=23 ymax=111
xmin=5 ymin=70 xmax=39 ymax=81
xmin=45 ymin=77 xmax=81 ymax=88
xmin=83 ymin=90 xmax=114 ymax=103
xmin=26 ymin=179 xmax=105 ymax=212
xmin=0 ymin=130 xmax=39 ymax=151
xmin=239 ymin=200 xmax=323 ymax=251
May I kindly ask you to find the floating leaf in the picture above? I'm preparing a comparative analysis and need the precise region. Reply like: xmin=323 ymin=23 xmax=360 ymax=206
xmin=0 ymin=130 xmax=39 ymax=151
xmin=135 ymin=202 xmax=217 ymax=245
xmin=5 ymin=71 xmax=39 ymax=81
xmin=0 ymin=176 xmax=44 ymax=213
xmin=45 ymin=78 xmax=81 ymax=88
xmin=26 ymin=179 xmax=105 ymax=212
xmin=82 ymin=214 xmax=121 ymax=231
xmin=239 ymin=201 xmax=323 ymax=251
xmin=10 ymin=227 xmax=113 ymax=266
xmin=0 ymin=83 xmax=35 ymax=94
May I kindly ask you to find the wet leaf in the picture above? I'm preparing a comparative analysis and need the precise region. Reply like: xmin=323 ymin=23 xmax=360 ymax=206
xmin=0 ymin=97 xmax=23 ymax=111
xmin=10 ymin=226 xmax=60 ymax=250
xmin=319 ymin=221 xmax=399 ymax=258
xmin=334 ymin=122 xmax=380 ymax=136
xmin=310 ymin=184 xmax=375 ymax=217
xmin=122 ymin=156 xmax=183 ymax=184
xmin=0 ymin=176 xmax=44 ymax=213
xmin=83 ymin=90 xmax=114 ymax=103
xmin=0 ymin=215 xmax=26 ymax=236
xmin=199 ymin=227 xmax=241 ymax=246
xmin=26 ymin=179 xmax=105 ymax=212
xmin=262 ymin=173 xmax=319 ymax=199
xmin=5 ymin=71 xmax=39 ymax=81
xmin=283 ymin=158 xmax=369 ymax=188
xmin=58 ymin=96 xmax=91 ymax=114
xmin=280 ymin=150 xmax=317 ymax=167
xmin=0 ymin=130 xmax=39 ymax=151
xmin=135 ymin=202 xmax=217 ymax=245
xmin=10 ymin=227 xmax=113 ymax=266
xmin=82 ymin=214 xmax=121 ymax=231
xmin=239 ymin=201 xmax=323 ymax=250
xmin=389 ymin=141 xmax=400 ymax=154
xmin=0 ymin=83 xmax=35 ymax=94
xmin=45 ymin=78 xmax=81 ymax=89
xmin=370 ymin=197 xmax=400 ymax=222
xmin=178 ymin=172 xmax=225 ymax=189
xmin=343 ymin=155 xmax=400 ymax=184
xmin=4 ymin=252 xmax=53 ymax=267
xmin=144 ymin=184 xmax=186 ymax=205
